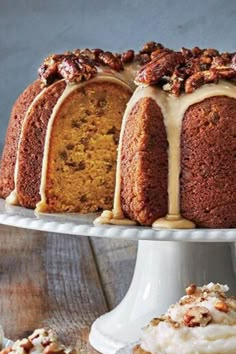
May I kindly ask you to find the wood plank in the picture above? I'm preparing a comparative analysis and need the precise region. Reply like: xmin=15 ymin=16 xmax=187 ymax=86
xmin=0 ymin=225 xmax=108 ymax=353
xmin=90 ymin=238 xmax=137 ymax=309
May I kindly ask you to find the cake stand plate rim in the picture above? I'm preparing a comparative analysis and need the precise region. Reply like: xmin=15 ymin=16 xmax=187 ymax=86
xmin=0 ymin=199 xmax=235 ymax=241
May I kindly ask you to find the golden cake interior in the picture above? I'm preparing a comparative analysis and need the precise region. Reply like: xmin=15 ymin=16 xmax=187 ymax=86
xmin=40 ymin=81 xmax=132 ymax=213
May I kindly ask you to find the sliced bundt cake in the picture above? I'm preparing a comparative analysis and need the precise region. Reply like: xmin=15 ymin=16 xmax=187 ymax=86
xmin=0 ymin=43 xmax=160 ymax=213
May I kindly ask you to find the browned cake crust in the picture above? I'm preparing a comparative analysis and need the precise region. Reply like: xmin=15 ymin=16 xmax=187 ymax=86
xmin=181 ymin=96 xmax=236 ymax=228
xmin=0 ymin=80 xmax=42 ymax=198
xmin=120 ymin=97 xmax=168 ymax=225
xmin=17 ymin=80 xmax=66 ymax=208
xmin=133 ymin=345 xmax=151 ymax=354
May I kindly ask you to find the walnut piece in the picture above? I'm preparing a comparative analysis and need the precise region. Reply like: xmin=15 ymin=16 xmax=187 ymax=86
xmin=183 ymin=306 xmax=212 ymax=327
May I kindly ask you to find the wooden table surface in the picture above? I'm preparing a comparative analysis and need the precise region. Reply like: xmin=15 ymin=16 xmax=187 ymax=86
xmin=0 ymin=225 xmax=137 ymax=353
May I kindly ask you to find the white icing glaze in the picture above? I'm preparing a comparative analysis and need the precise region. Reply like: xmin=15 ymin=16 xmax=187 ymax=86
xmin=36 ymin=74 xmax=133 ymax=213
xmin=95 ymin=80 xmax=236 ymax=229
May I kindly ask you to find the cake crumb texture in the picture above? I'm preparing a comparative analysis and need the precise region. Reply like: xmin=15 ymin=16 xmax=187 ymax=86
xmin=43 ymin=81 xmax=131 ymax=212
xmin=181 ymin=96 xmax=236 ymax=228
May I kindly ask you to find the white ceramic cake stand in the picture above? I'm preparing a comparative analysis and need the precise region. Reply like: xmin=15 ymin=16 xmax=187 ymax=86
xmin=0 ymin=199 xmax=236 ymax=354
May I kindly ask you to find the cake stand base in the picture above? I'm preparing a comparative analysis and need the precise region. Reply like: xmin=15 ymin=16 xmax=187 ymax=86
xmin=89 ymin=240 xmax=236 ymax=354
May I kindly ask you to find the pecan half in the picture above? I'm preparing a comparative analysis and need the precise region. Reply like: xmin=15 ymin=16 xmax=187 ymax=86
xmin=217 ymin=67 xmax=236 ymax=79
xmin=185 ymin=69 xmax=218 ymax=93
xmin=140 ymin=41 xmax=164 ymax=54
xmin=121 ymin=50 xmax=134 ymax=63
xmin=183 ymin=306 xmax=212 ymax=327
xmin=135 ymin=51 xmax=185 ymax=85
xmin=98 ymin=51 xmax=123 ymax=71
xmin=58 ymin=55 xmax=97 ymax=83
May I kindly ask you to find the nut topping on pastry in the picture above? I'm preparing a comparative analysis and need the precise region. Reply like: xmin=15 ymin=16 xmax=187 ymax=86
xmin=136 ymin=283 xmax=236 ymax=354
xmin=135 ymin=45 xmax=236 ymax=95
xmin=0 ymin=329 xmax=76 ymax=354
xmin=183 ymin=306 xmax=212 ymax=327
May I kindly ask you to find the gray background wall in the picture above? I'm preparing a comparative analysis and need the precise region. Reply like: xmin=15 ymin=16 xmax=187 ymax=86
xmin=0 ymin=0 xmax=235 ymax=150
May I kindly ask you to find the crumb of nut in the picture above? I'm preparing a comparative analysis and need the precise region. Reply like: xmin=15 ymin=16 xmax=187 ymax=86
xmin=227 ymin=298 xmax=236 ymax=310
xmin=44 ymin=342 xmax=65 ymax=354
xmin=165 ymin=316 xmax=181 ymax=329
xmin=179 ymin=296 xmax=197 ymax=306
xmin=183 ymin=306 xmax=212 ymax=327
xmin=185 ymin=284 xmax=197 ymax=295
xmin=215 ymin=301 xmax=229 ymax=313
xmin=19 ymin=338 xmax=34 ymax=352
xmin=150 ymin=316 xmax=165 ymax=326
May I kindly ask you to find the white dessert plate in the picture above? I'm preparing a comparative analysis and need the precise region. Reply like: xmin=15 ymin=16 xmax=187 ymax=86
xmin=116 ymin=342 xmax=138 ymax=354
xmin=0 ymin=198 xmax=236 ymax=241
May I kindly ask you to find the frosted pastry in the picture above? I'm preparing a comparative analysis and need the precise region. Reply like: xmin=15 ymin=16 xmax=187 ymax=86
xmin=0 ymin=329 xmax=76 ymax=354
xmin=134 ymin=283 xmax=236 ymax=354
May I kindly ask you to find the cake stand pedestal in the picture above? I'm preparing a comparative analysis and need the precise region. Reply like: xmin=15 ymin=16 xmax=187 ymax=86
xmin=89 ymin=239 xmax=236 ymax=354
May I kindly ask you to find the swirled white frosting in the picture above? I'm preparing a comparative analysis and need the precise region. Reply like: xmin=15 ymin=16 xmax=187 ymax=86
xmin=140 ymin=283 xmax=236 ymax=354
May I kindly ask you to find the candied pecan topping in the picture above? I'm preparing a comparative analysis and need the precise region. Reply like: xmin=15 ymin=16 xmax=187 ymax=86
xmin=39 ymin=43 xmax=236 ymax=93
xmin=140 ymin=41 xmax=164 ymax=54
xmin=121 ymin=49 xmax=135 ymax=63
xmin=38 ymin=42 xmax=165 ymax=86
xmin=98 ymin=51 xmax=123 ymax=71
xmin=135 ymin=50 xmax=185 ymax=85
xmin=58 ymin=55 xmax=97 ymax=83
xmin=135 ymin=45 xmax=236 ymax=95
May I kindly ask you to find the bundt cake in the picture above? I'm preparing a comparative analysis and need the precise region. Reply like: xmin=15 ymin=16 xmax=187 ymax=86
xmin=1 ymin=43 xmax=236 ymax=229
